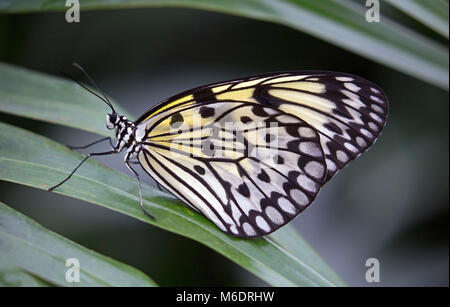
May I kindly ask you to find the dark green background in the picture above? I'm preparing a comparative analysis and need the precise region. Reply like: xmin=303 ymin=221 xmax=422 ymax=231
xmin=0 ymin=7 xmax=448 ymax=286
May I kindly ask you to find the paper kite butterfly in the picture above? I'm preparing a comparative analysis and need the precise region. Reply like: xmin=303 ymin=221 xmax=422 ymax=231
xmin=49 ymin=64 xmax=388 ymax=238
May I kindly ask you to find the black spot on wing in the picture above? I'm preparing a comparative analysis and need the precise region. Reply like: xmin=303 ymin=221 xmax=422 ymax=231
xmin=193 ymin=87 xmax=215 ymax=103
xmin=237 ymin=182 xmax=250 ymax=198
xmin=285 ymin=125 xmax=300 ymax=137
xmin=257 ymin=169 xmax=271 ymax=183
xmin=194 ymin=165 xmax=206 ymax=175
xmin=241 ymin=116 xmax=252 ymax=124
xmin=199 ymin=106 xmax=215 ymax=118
xmin=170 ymin=113 xmax=184 ymax=128
xmin=252 ymin=105 xmax=269 ymax=117
xmin=324 ymin=122 xmax=343 ymax=134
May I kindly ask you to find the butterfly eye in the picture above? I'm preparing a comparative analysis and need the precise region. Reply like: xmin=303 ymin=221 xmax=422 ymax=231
xmin=106 ymin=113 xmax=117 ymax=129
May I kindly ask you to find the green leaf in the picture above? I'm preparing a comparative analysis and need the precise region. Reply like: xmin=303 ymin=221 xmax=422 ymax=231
xmin=385 ymin=0 xmax=449 ymax=38
xmin=269 ymin=225 xmax=344 ymax=285
xmin=0 ymin=0 xmax=447 ymax=90
xmin=0 ymin=268 xmax=51 ymax=287
xmin=0 ymin=62 xmax=129 ymax=136
xmin=0 ymin=202 xmax=158 ymax=286
xmin=0 ymin=63 xmax=344 ymax=286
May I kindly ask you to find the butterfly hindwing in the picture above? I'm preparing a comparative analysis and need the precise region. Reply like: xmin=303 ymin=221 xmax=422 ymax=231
xmin=138 ymin=102 xmax=326 ymax=237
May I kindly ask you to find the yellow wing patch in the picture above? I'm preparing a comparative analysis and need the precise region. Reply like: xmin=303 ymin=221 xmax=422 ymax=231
xmin=143 ymin=94 xmax=194 ymax=122
xmin=216 ymin=88 xmax=257 ymax=103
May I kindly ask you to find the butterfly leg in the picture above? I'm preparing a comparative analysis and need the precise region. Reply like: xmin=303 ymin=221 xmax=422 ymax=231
xmin=128 ymin=160 xmax=164 ymax=192
xmin=125 ymin=159 xmax=156 ymax=220
xmin=67 ymin=136 xmax=114 ymax=150
xmin=48 ymin=149 xmax=117 ymax=192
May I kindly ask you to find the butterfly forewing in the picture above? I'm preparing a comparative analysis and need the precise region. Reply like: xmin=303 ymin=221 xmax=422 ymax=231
xmin=135 ymin=71 xmax=388 ymax=237
xmin=259 ymin=73 xmax=389 ymax=182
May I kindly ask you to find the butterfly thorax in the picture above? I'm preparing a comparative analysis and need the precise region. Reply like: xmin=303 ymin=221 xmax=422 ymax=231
xmin=106 ymin=113 xmax=143 ymax=160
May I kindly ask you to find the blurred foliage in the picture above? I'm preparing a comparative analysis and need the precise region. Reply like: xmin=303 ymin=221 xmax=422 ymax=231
xmin=0 ymin=0 xmax=448 ymax=89
xmin=0 ymin=202 xmax=157 ymax=286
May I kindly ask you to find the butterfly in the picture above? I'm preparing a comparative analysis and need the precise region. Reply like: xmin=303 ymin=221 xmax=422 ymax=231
xmin=49 ymin=64 xmax=388 ymax=238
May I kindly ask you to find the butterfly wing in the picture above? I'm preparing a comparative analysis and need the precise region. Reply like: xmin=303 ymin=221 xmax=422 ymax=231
xmin=135 ymin=71 xmax=388 ymax=237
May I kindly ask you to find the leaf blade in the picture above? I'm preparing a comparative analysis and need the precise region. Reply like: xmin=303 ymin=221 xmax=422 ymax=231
xmin=385 ymin=0 xmax=449 ymax=38
xmin=0 ymin=202 xmax=158 ymax=286
xmin=269 ymin=225 xmax=345 ymax=286
xmin=0 ymin=62 xmax=129 ymax=135
xmin=0 ymin=268 xmax=51 ymax=287
xmin=0 ymin=0 xmax=448 ymax=89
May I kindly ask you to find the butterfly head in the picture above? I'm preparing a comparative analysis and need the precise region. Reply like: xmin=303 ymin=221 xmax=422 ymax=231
xmin=106 ymin=112 xmax=120 ymax=130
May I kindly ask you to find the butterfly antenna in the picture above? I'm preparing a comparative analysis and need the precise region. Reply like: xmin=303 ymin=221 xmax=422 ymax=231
xmin=72 ymin=62 xmax=116 ymax=113
xmin=61 ymin=72 xmax=113 ymax=111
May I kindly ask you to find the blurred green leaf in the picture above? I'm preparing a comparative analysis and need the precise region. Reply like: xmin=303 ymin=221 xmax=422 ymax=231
xmin=269 ymin=225 xmax=343 ymax=285
xmin=385 ymin=0 xmax=449 ymax=38
xmin=0 ymin=202 xmax=158 ymax=286
xmin=0 ymin=267 xmax=51 ymax=287
xmin=0 ymin=63 xmax=344 ymax=286
xmin=0 ymin=63 xmax=129 ymax=135
xmin=0 ymin=0 xmax=447 ymax=90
